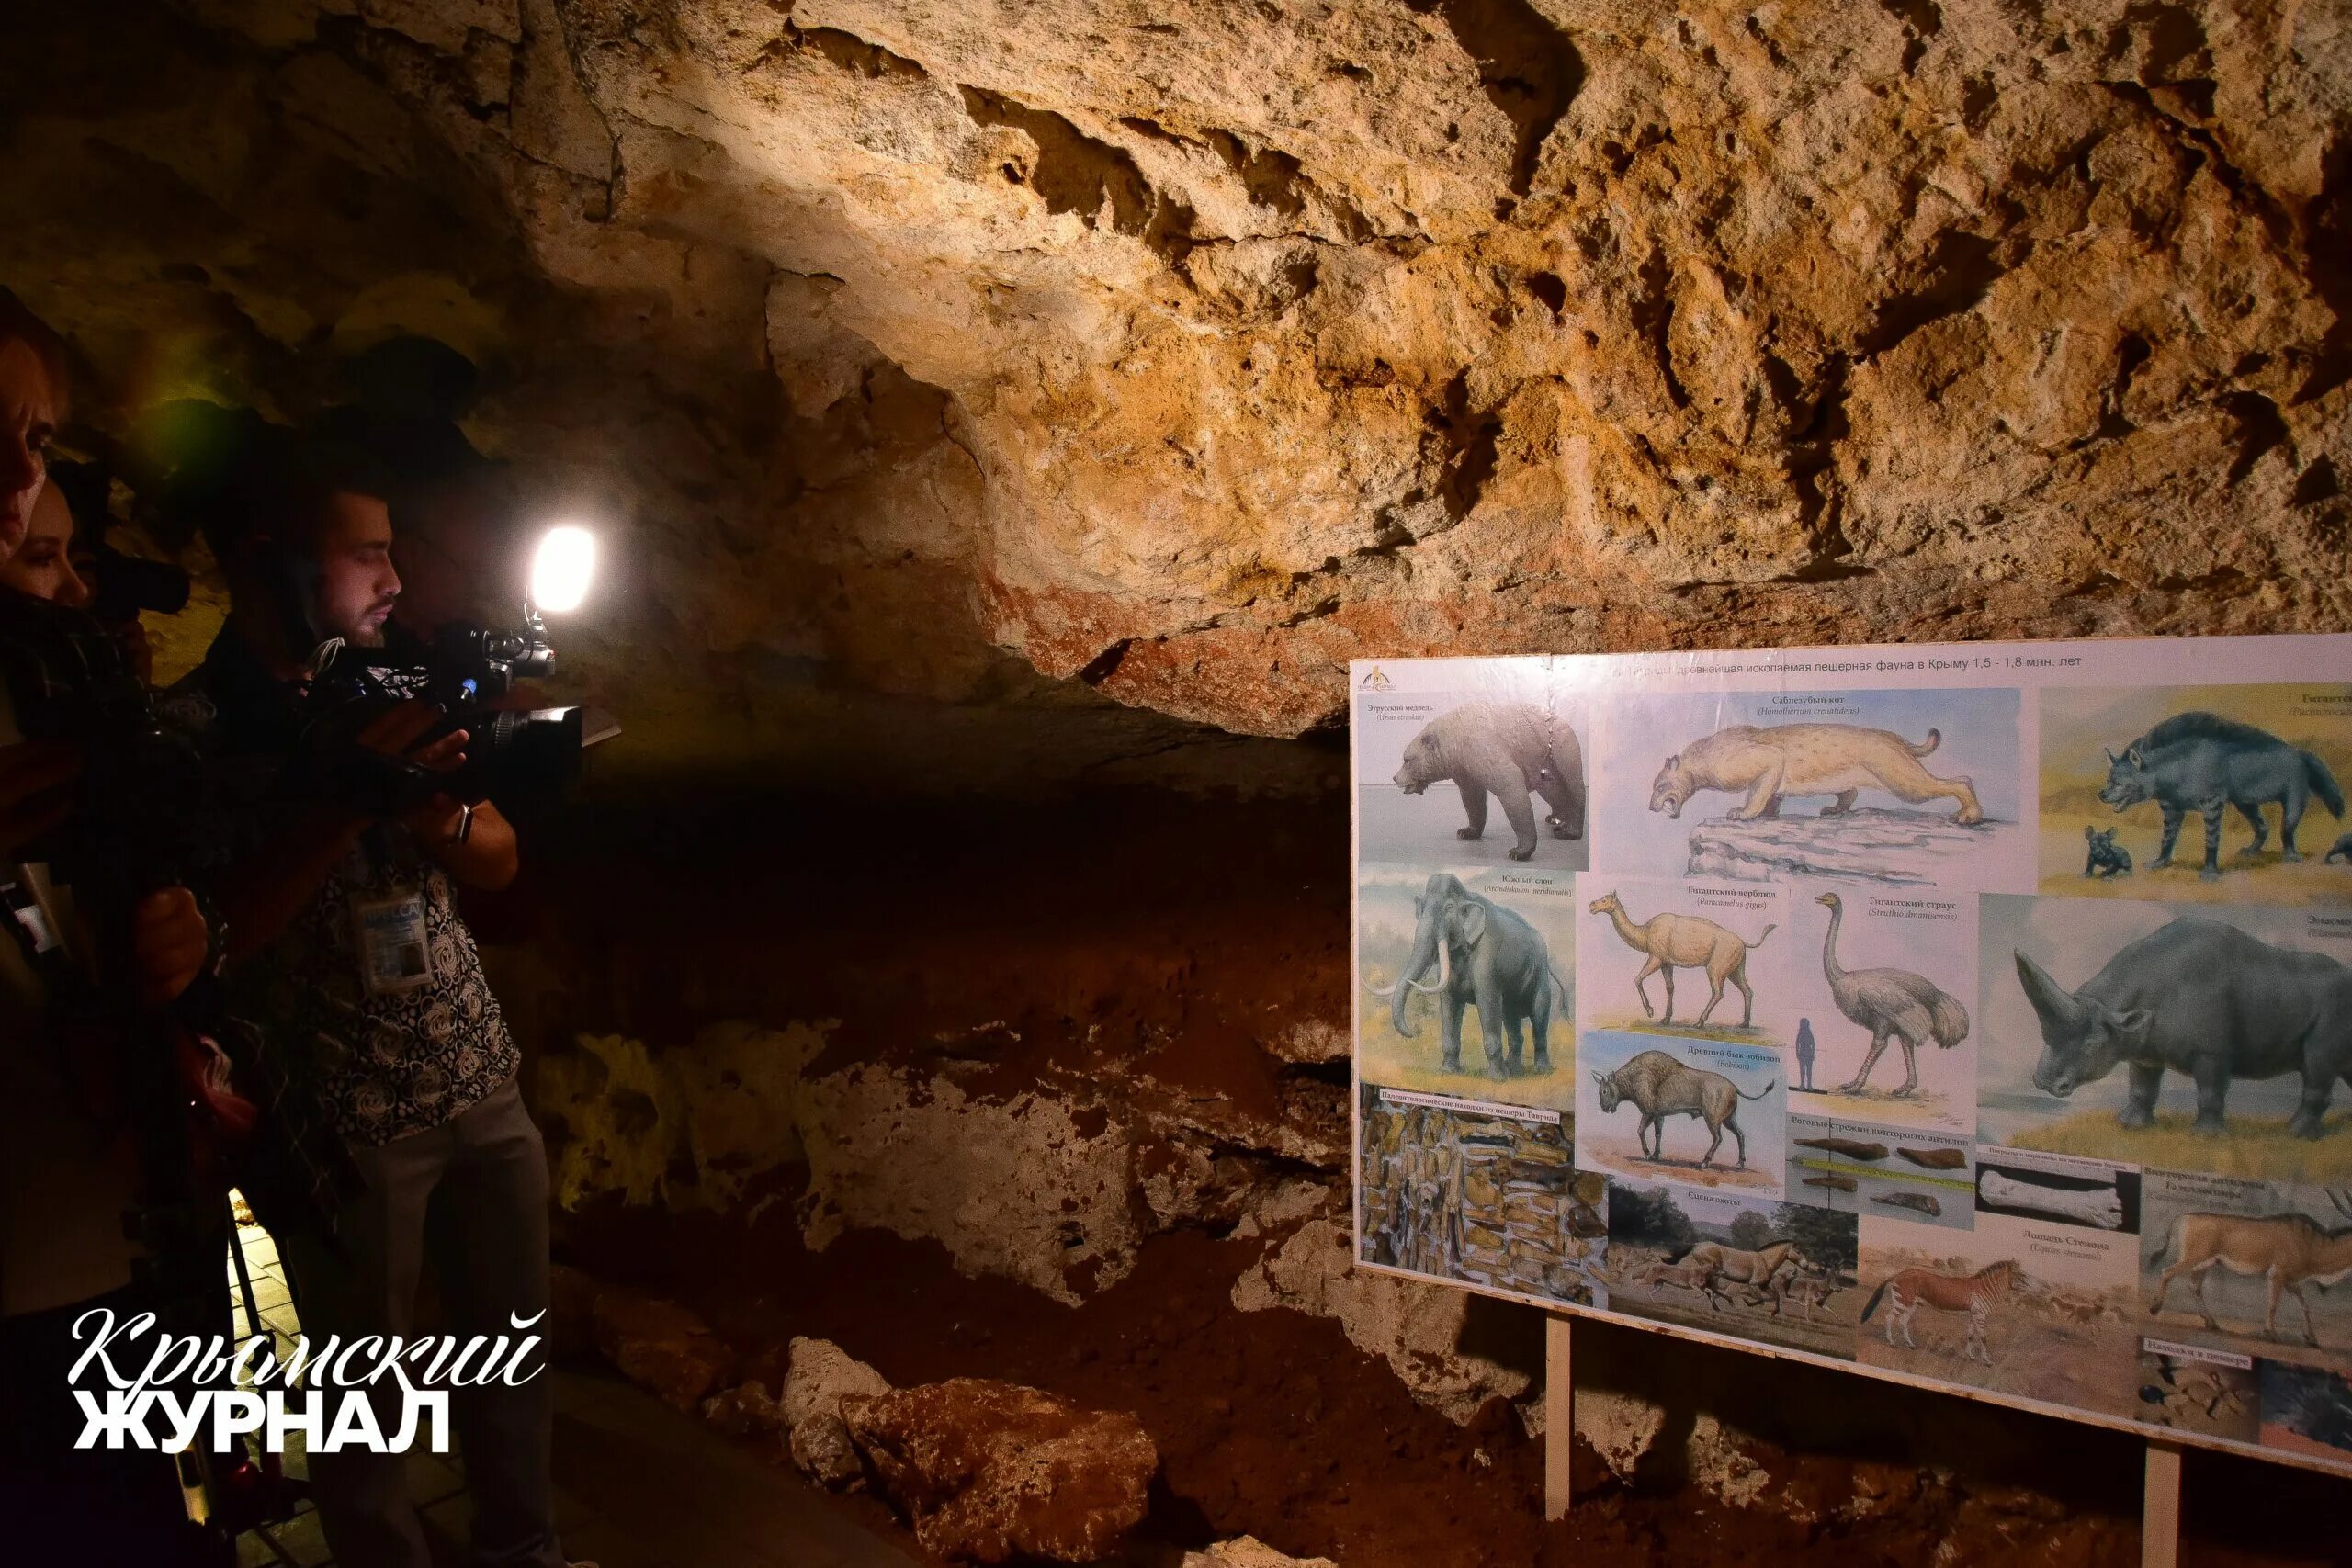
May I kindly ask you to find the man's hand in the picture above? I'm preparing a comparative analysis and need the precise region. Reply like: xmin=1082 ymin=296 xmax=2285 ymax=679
xmin=131 ymin=886 xmax=209 ymax=1007
xmin=357 ymin=702 xmax=515 ymax=889
xmin=354 ymin=701 xmax=468 ymax=775
xmin=0 ymin=739 xmax=81 ymax=857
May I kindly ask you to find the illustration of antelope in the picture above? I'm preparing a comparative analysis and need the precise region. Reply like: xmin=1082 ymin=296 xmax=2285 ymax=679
xmin=2147 ymin=1190 xmax=2352 ymax=1347
xmin=1860 ymin=1259 xmax=2018 ymax=1364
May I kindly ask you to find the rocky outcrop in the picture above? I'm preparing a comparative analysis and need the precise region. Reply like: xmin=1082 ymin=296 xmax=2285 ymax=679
xmin=1232 ymin=1217 xmax=1532 ymax=1423
xmin=841 ymin=1378 xmax=1159 ymax=1564
xmin=794 ymin=1065 xmax=1147 ymax=1305
xmin=7 ymin=2 xmax=2345 ymax=771
xmin=781 ymin=1335 xmax=893 ymax=1488
xmin=1182 ymin=1540 xmax=1340 ymax=1568
xmin=539 ymin=1021 xmax=832 ymax=1213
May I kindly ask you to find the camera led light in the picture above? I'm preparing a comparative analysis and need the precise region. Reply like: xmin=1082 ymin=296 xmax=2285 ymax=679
xmin=529 ymin=525 xmax=596 ymax=615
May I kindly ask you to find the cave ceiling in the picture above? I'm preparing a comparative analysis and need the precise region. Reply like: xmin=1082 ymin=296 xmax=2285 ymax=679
xmin=3 ymin=0 xmax=2348 ymax=786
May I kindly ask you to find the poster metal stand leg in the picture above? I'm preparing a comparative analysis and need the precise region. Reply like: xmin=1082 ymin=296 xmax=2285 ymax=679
xmin=2142 ymin=1439 xmax=2181 ymax=1568
xmin=1544 ymin=1314 xmax=1573 ymax=1521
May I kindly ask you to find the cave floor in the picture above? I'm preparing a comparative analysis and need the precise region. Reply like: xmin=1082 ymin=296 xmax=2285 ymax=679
xmin=228 ymin=1219 xmax=922 ymax=1568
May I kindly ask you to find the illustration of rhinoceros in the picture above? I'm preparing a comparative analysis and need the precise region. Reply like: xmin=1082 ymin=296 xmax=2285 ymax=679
xmin=2016 ymin=918 xmax=2352 ymax=1139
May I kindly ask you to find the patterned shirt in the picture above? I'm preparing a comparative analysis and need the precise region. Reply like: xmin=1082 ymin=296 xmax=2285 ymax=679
xmin=160 ymin=633 xmax=517 ymax=1148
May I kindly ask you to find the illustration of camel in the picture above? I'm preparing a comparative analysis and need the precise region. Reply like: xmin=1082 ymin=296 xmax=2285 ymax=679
xmin=1815 ymin=892 xmax=1970 ymax=1097
xmin=1860 ymin=1259 xmax=2018 ymax=1365
xmin=1589 ymin=891 xmax=1774 ymax=1029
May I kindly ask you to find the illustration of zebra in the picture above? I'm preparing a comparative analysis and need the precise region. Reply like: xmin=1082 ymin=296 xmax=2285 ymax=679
xmin=1860 ymin=1259 xmax=2018 ymax=1365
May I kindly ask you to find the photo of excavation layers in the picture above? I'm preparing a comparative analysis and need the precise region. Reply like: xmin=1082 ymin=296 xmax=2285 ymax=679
xmin=2040 ymin=684 xmax=2352 ymax=904
xmin=1356 ymin=1087 xmax=1605 ymax=1306
xmin=2137 ymin=1343 xmax=2261 ymax=1442
xmin=1588 ymin=688 xmax=2029 ymax=891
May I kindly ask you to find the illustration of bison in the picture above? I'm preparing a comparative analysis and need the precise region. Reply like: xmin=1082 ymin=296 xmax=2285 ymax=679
xmin=2017 ymin=918 xmax=2352 ymax=1139
xmin=1591 ymin=1048 xmax=1776 ymax=1169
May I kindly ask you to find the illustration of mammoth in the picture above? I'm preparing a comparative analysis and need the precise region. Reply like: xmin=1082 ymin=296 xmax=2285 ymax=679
xmin=1648 ymin=722 xmax=1983 ymax=825
xmin=1392 ymin=701 xmax=1585 ymax=861
xmin=1367 ymin=873 xmax=1569 ymax=1078
xmin=2016 ymin=916 xmax=2352 ymax=1139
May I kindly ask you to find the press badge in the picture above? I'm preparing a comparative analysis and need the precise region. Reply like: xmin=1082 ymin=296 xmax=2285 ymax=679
xmin=354 ymin=892 xmax=434 ymax=997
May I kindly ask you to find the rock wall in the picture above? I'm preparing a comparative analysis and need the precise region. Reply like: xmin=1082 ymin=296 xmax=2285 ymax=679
xmin=6 ymin=1 xmax=2346 ymax=764
xmin=10 ymin=2 xmax=2352 ymax=1560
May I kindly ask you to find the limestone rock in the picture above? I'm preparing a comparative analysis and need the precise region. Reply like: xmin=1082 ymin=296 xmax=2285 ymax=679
xmin=1181 ymin=1540 xmax=1338 ymax=1568
xmin=1261 ymin=1019 xmax=1348 ymax=1066
xmin=5 ymin=1 xmax=2341 ymax=779
xmin=782 ymin=1336 xmax=893 ymax=1489
xmin=699 ymin=1380 xmax=787 ymax=1441
xmin=589 ymin=1288 xmax=739 ymax=1413
xmin=540 ymin=1021 xmax=831 ymax=1213
xmin=1232 ymin=1218 xmax=1531 ymax=1423
xmin=794 ymin=1066 xmax=1142 ymax=1305
xmin=841 ymin=1378 xmax=1157 ymax=1564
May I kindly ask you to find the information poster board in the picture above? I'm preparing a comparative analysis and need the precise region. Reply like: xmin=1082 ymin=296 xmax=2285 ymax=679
xmin=1351 ymin=636 xmax=2352 ymax=1474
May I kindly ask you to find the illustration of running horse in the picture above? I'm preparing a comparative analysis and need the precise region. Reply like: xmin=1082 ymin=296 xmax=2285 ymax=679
xmin=1860 ymin=1259 xmax=2018 ymax=1364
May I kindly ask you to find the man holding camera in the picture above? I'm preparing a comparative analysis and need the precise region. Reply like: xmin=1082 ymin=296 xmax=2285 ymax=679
xmin=0 ymin=288 xmax=232 ymax=1566
xmin=164 ymin=443 xmax=572 ymax=1568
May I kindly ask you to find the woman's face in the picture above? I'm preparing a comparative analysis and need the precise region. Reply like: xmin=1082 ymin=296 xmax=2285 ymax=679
xmin=1 ymin=483 xmax=89 ymax=605
xmin=0 ymin=337 xmax=59 ymax=560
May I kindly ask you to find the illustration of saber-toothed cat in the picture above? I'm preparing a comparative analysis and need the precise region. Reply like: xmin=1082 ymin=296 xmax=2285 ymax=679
xmin=1649 ymin=723 xmax=1983 ymax=825
xmin=2098 ymin=713 xmax=2343 ymax=879
xmin=2084 ymin=826 xmax=2132 ymax=877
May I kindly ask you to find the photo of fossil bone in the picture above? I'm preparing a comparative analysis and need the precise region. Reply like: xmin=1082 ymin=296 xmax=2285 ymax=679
xmin=1589 ymin=688 xmax=2028 ymax=890
xmin=2136 ymin=1340 xmax=2260 ymax=1442
xmin=1974 ymin=1151 xmax=2138 ymax=1232
xmin=1577 ymin=1031 xmax=1785 ymax=1193
xmin=1786 ymin=888 xmax=1977 ymax=1133
xmin=1785 ymin=1114 xmax=1973 ymax=1230
xmin=1355 ymin=1086 xmax=1606 ymax=1307
xmin=1979 ymin=895 xmax=2352 ymax=1179
xmin=1357 ymin=865 xmax=1577 ymax=1109
xmin=1605 ymin=1179 xmax=1859 ymax=1358
xmin=2040 ymin=684 xmax=2352 ymax=903
xmin=1357 ymin=687 xmax=1589 ymax=869
xmin=2138 ymin=1171 xmax=2352 ymax=1361
xmin=1578 ymin=875 xmax=1791 ymax=1046
xmin=1857 ymin=1212 xmax=2138 ymax=1417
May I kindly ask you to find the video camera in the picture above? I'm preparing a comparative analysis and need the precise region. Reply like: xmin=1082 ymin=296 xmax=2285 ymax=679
xmin=298 ymin=526 xmax=614 ymax=816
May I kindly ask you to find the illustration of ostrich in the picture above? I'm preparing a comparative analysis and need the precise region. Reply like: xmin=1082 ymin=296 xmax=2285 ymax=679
xmin=1816 ymin=892 xmax=1970 ymax=1097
